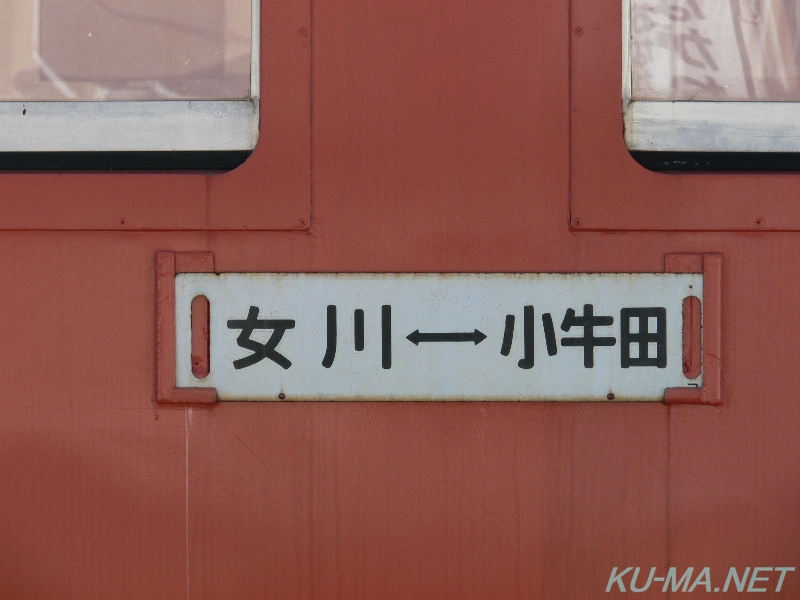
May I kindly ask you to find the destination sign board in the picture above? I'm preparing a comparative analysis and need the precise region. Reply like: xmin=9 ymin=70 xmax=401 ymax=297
xmin=174 ymin=273 xmax=702 ymax=401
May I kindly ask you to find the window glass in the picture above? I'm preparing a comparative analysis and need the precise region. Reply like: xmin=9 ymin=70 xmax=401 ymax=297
xmin=0 ymin=0 xmax=251 ymax=101
xmin=631 ymin=0 xmax=800 ymax=101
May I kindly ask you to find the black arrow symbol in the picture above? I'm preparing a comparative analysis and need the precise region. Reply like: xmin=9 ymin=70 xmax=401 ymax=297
xmin=406 ymin=329 xmax=487 ymax=346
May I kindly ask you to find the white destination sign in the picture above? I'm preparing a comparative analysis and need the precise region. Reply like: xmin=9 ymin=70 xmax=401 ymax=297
xmin=175 ymin=273 xmax=702 ymax=401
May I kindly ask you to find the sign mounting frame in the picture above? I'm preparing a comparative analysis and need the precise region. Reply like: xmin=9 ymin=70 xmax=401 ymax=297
xmin=155 ymin=252 xmax=721 ymax=405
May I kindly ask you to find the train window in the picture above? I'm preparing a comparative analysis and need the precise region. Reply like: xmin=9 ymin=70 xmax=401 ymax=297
xmin=624 ymin=0 xmax=800 ymax=170
xmin=0 ymin=0 xmax=259 ymax=170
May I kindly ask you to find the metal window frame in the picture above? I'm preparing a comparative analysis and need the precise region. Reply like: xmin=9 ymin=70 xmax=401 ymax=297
xmin=0 ymin=0 xmax=260 ymax=154
xmin=622 ymin=0 xmax=800 ymax=153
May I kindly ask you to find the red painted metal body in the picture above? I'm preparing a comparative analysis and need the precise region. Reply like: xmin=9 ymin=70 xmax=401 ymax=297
xmin=0 ymin=1 xmax=797 ymax=597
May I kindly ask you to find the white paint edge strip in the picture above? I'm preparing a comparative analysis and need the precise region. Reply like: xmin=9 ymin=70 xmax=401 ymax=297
xmin=621 ymin=0 xmax=632 ymax=106
xmin=625 ymin=101 xmax=800 ymax=152
xmin=251 ymin=0 xmax=261 ymax=102
xmin=0 ymin=100 xmax=258 ymax=152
